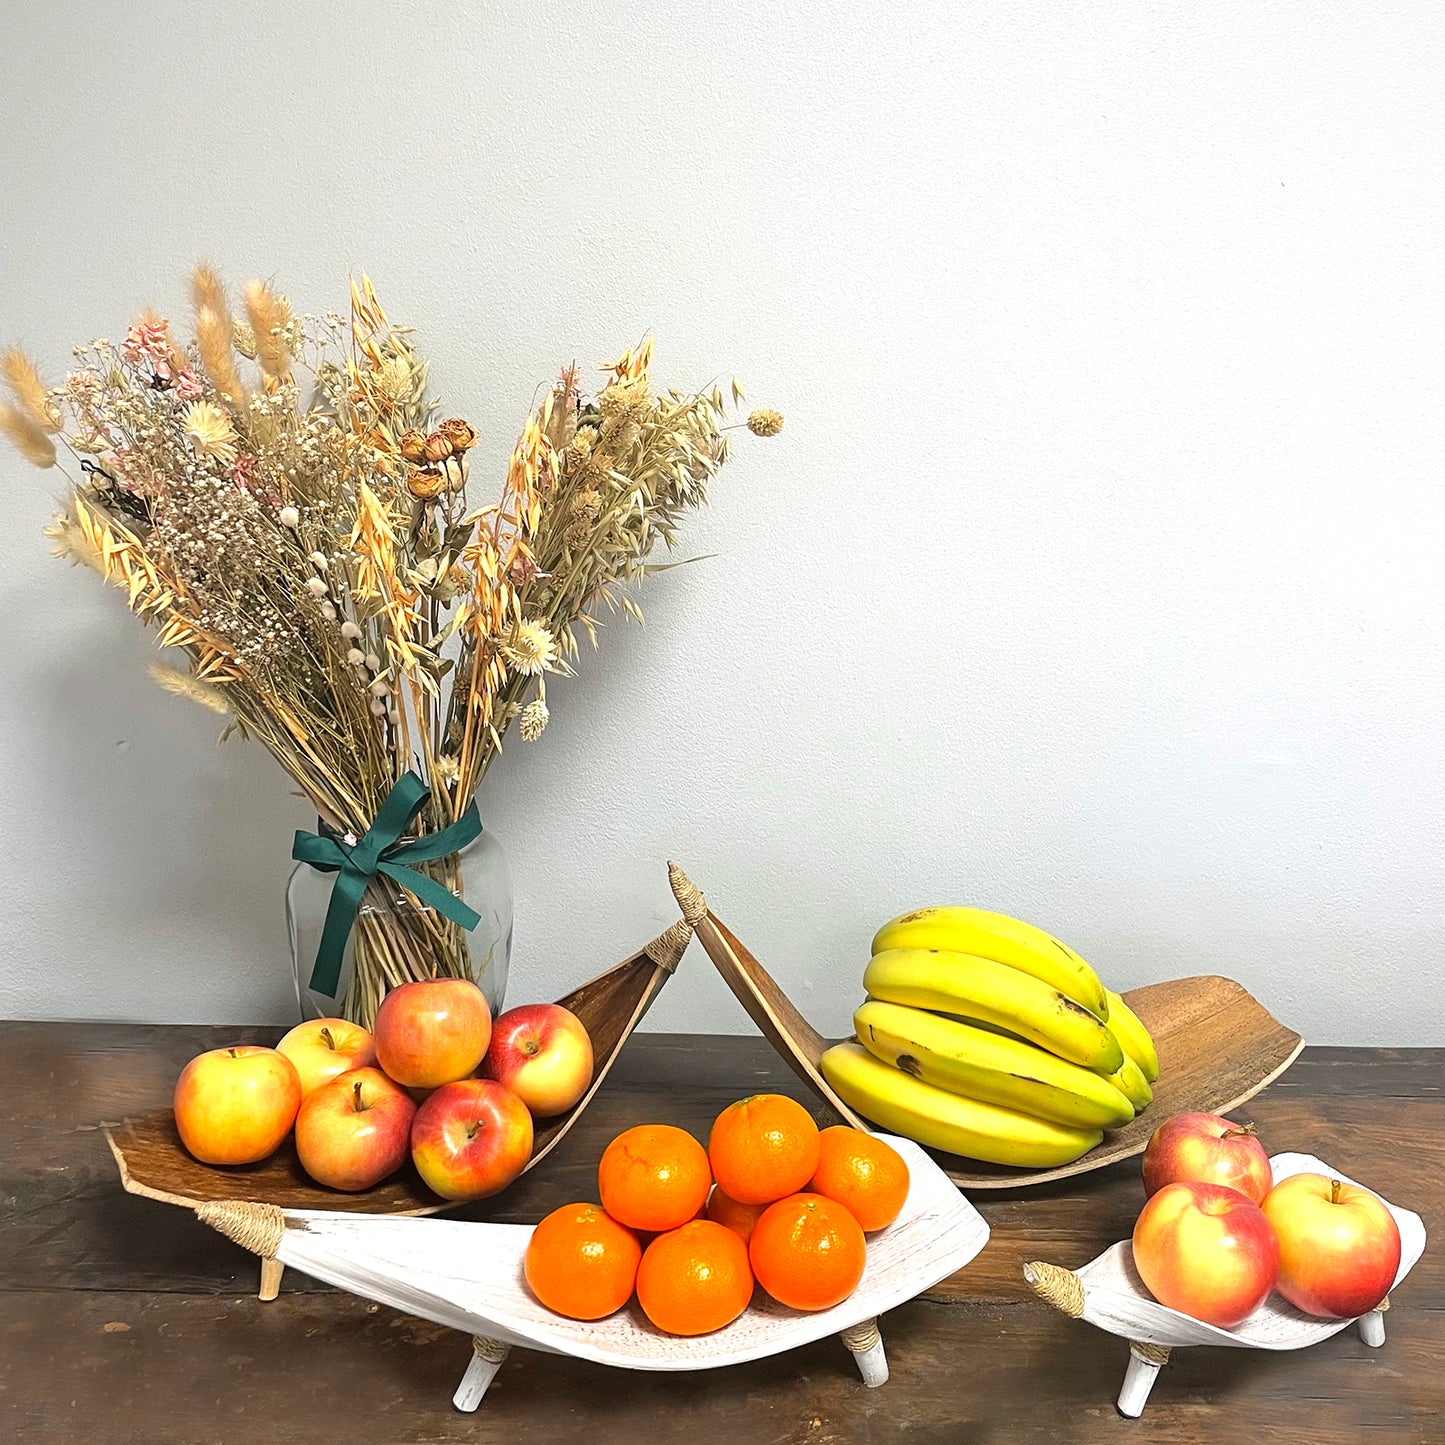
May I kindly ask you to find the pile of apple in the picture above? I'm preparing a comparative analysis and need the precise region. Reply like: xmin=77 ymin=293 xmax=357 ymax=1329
xmin=1131 ymin=1112 xmax=1402 ymax=1328
xmin=172 ymin=979 xmax=595 ymax=1201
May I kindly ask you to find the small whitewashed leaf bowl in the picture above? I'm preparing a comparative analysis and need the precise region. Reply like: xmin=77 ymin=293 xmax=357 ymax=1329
xmin=1024 ymin=1151 xmax=1427 ymax=1418
xmin=195 ymin=1133 xmax=988 ymax=1412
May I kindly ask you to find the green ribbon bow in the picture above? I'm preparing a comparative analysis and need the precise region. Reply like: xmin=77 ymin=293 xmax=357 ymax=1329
xmin=291 ymin=771 xmax=482 ymax=999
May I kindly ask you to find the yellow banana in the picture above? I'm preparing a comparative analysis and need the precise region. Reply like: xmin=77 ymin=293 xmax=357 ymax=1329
xmin=1105 ymin=1052 xmax=1153 ymax=1111
xmin=863 ymin=949 xmax=1124 ymax=1074
xmin=854 ymin=1000 xmax=1135 ymax=1130
xmin=1105 ymin=988 xmax=1160 ymax=1082
xmin=871 ymin=906 xmax=1109 ymax=1019
xmin=821 ymin=1041 xmax=1103 ymax=1167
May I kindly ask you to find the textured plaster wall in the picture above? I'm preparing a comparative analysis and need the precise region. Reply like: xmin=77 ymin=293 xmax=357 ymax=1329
xmin=1 ymin=2 xmax=1442 ymax=1043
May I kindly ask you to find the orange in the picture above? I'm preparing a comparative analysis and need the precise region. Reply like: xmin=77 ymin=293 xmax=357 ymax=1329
xmin=705 ymin=1186 xmax=769 ymax=1245
xmin=524 ymin=1202 xmax=641 ymax=1321
xmin=598 ymin=1123 xmax=712 ymax=1232
xmin=635 ymin=1220 xmax=755 ymax=1335
xmin=808 ymin=1126 xmax=910 ymax=1231
xmin=707 ymin=1093 xmax=821 ymax=1206
xmin=749 ymin=1193 xmax=867 ymax=1311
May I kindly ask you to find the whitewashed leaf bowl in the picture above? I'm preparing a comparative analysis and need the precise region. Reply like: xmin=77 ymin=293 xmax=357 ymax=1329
xmin=1024 ymin=1151 xmax=1427 ymax=1418
xmin=196 ymin=1132 xmax=988 ymax=1412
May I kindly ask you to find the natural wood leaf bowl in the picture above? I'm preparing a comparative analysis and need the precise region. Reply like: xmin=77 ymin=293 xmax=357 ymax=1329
xmin=106 ymin=918 xmax=691 ymax=1294
xmin=667 ymin=864 xmax=1305 ymax=1190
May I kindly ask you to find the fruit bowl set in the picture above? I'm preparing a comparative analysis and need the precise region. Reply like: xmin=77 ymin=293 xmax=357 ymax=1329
xmin=107 ymin=860 xmax=1412 ymax=1418
xmin=194 ymin=1132 xmax=988 ymax=1412
xmin=1024 ymin=1152 xmax=1427 ymax=1418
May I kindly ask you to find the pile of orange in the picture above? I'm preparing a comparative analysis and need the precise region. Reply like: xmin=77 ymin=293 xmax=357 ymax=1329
xmin=523 ymin=1094 xmax=910 ymax=1336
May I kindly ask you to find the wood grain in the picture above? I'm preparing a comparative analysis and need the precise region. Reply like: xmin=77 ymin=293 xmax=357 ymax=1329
xmin=103 ymin=934 xmax=680 ymax=1217
xmin=691 ymin=906 xmax=1305 ymax=1188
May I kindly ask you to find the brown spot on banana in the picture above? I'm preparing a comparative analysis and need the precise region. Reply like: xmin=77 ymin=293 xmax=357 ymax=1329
xmin=896 ymin=1054 xmax=924 ymax=1078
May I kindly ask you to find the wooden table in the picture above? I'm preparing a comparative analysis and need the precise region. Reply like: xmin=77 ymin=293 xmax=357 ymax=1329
xmin=1 ymin=1023 xmax=1439 ymax=1442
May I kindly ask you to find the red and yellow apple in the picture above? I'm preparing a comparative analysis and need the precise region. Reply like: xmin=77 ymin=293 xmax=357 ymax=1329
xmin=173 ymin=1045 xmax=302 ymax=1165
xmin=276 ymin=1017 xmax=377 ymax=1097
xmin=1142 ymin=1112 xmax=1273 ymax=1204
xmin=480 ymin=1004 xmax=594 ymax=1117
xmin=1132 ymin=1180 xmax=1279 ymax=1328
xmin=294 ymin=1066 xmax=417 ymax=1192
xmin=1261 ymin=1173 xmax=1401 ymax=1319
xmin=374 ymin=978 xmax=492 ymax=1089
xmin=410 ymin=1077 xmax=533 ymax=1201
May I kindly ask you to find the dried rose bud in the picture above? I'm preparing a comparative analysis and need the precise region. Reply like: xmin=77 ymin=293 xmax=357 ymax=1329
xmin=407 ymin=466 xmax=446 ymax=499
xmin=398 ymin=429 xmax=428 ymax=464
xmin=422 ymin=430 xmax=452 ymax=464
xmin=440 ymin=417 xmax=477 ymax=453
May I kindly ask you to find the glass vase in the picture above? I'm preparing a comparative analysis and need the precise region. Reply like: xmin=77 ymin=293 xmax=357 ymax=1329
xmin=286 ymin=828 xmax=513 ymax=1029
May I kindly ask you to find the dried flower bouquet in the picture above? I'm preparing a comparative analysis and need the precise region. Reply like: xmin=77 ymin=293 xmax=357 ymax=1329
xmin=2 ymin=267 xmax=780 ymax=1024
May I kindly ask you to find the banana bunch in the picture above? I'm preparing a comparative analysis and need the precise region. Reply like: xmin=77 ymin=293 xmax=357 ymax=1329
xmin=820 ymin=906 xmax=1161 ymax=1169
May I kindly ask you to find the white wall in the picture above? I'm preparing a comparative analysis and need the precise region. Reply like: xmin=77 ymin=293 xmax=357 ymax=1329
xmin=1 ymin=2 xmax=1441 ymax=1044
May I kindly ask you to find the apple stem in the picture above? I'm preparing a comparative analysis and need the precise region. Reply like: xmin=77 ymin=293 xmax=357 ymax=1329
xmin=1221 ymin=1122 xmax=1257 ymax=1141
xmin=1331 ymin=1178 xmax=1343 ymax=1205
xmin=227 ymin=1048 xmax=238 ymax=1059
xmin=353 ymin=1079 xmax=367 ymax=1113
xmin=320 ymin=1026 xmax=335 ymax=1052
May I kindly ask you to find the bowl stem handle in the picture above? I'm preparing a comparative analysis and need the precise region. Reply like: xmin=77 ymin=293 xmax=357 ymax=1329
xmin=1359 ymin=1296 xmax=1389 ymax=1347
xmin=453 ymin=1335 xmax=511 ymax=1412
xmin=1118 ymin=1341 xmax=1171 ymax=1418
xmin=841 ymin=1317 xmax=889 ymax=1388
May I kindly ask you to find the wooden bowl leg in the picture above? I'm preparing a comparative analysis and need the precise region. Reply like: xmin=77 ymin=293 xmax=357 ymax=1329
xmin=453 ymin=1335 xmax=511 ymax=1412
xmin=1359 ymin=1296 xmax=1388 ymax=1347
xmin=1117 ymin=1342 xmax=1170 ymax=1418
xmin=840 ymin=1317 xmax=888 ymax=1388
xmin=258 ymin=1257 xmax=284 ymax=1302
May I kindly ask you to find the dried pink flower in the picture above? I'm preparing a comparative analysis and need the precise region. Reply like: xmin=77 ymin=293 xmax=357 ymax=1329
xmin=508 ymin=553 xmax=550 ymax=587
xmin=122 ymin=319 xmax=172 ymax=365
xmin=173 ymin=369 xmax=202 ymax=401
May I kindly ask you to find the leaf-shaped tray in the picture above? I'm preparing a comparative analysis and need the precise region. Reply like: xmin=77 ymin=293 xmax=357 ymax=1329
xmin=1023 ymin=1152 xmax=1426 ymax=1416
xmin=106 ymin=918 xmax=692 ymax=1295
xmin=666 ymin=863 xmax=1305 ymax=1190
xmin=194 ymin=1133 xmax=988 ymax=1410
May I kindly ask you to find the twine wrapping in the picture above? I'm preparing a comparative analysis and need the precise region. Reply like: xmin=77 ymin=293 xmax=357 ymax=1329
xmin=1023 ymin=1261 xmax=1086 ymax=1319
xmin=840 ymin=1318 xmax=881 ymax=1353
xmin=472 ymin=1335 xmax=510 ymax=1364
xmin=1130 ymin=1341 xmax=1172 ymax=1368
xmin=196 ymin=1200 xmax=286 ymax=1259
xmin=644 ymin=919 xmax=693 ymax=974
xmin=667 ymin=861 xmax=708 ymax=928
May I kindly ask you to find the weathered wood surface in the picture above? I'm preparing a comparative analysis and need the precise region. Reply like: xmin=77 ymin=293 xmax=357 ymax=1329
xmin=1 ymin=1022 xmax=1440 ymax=1441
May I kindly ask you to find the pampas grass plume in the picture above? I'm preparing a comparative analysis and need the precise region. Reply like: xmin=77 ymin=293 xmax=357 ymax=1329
xmin=2 ymin=348 xmax=61 ymax=432
xmin=148 ymin=661 xmax=231 ymax=715
xmin=191 ymin=263 xmax=229 ymax=321
xmin=196 ymin=307 xmax=245 ymax=406
xmin=0 ymin=403 xmax=56 ymax=467
xmin=244 ymin=280 xmax=292 ymax=378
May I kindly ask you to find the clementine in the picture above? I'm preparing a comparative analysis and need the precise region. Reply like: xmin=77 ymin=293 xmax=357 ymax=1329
xmin=808 ymin=1126 xmax=910 ymax=1231
xmin=635 ymin=1220 xmax=754 ymax=1335
xmin=524 ymin=1202 xmax=641 ymax=1321
xmin=705 ymin=1186 xmax=769 ymax=1245
xmin=707 ymin=1093 xmax=821 ymax=1206
xmin=749 ymin=1192 xmax=867 ymax=1311
xmin=598 ymin=1123 xmax=712 ymax=1232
